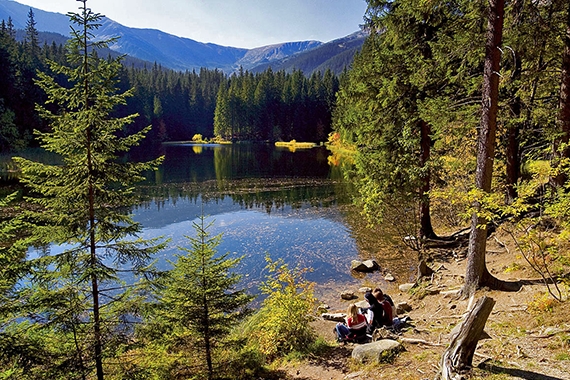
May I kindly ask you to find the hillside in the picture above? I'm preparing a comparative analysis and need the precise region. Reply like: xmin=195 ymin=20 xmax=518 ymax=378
xmin=251 ymin=31 xmax=367 ymax=75
xmin=0 ymin=0 xmax=354 ymax=73
xmin=282 ymin=230 xmax=570 ymax=380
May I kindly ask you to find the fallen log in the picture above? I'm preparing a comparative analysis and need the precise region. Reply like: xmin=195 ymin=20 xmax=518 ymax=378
xmin=440 ymin=296 xmax=496 ymax=380
xmin=400 ymin=337 xmax=444 ymax=347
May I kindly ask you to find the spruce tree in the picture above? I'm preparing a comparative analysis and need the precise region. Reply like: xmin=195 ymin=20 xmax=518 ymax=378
xmin=13 ymin=1 xmax=165 ymax=378
xmin=333 ymin=0 xmax=456 ymax=240
xmin=147 ymin=215 xmax=252 ymax=380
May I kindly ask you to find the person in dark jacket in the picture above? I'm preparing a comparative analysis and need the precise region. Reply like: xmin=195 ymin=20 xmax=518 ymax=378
xmin=364 ymin=291 xmax=388 ymax=334
xmin=364 ymin=288 xmax=407 ymax=334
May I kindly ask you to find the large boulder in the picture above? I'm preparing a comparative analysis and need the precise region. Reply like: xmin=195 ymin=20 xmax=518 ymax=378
xmin=351 ymin=339 xmax=403 ymax=363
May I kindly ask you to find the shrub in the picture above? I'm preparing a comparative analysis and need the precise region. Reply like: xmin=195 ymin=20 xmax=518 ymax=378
xmin=242 ymin=256 xmax=317 ymax=359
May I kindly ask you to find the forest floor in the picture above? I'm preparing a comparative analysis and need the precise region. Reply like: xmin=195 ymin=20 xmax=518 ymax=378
xmin=276 ymin=228 xmax=570 ymax=380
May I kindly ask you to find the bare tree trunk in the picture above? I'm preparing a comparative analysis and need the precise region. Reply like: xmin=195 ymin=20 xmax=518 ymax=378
xmin=552 ymin=2 xmax=570 ymax=187
xmin=506 ymin=51 xmax=521 ymax=205
xmin=419 ymin=120 xmax=436 ymax=239
xmin=463 ymin=0 xmax=505 ymax=299
xmin=440 ymin=296 xmax=495 ymax=380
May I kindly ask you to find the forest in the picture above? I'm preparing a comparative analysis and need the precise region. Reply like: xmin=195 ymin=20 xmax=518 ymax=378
xmin=0 ymin=9 xmax=340 ymax=153
xmin=2 ymin=0 xmax=570 ymax=379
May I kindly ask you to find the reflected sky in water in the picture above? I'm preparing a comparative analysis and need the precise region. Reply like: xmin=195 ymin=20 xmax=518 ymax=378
xmin=134 ymin=195 xmax=359 ymax=291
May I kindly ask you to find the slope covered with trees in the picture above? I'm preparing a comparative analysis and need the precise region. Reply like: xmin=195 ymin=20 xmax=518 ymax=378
xmin=0 ymin=11 xmax=341 ymax=153
xmin=332 ymin=0 xmax=570 ymax=297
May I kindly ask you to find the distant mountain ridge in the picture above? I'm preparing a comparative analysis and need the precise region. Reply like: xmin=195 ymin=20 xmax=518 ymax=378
xmin=251 ymin=31 xmax=367 ymax=74
xmin=0 ymin=0 xmax=362 ymax=74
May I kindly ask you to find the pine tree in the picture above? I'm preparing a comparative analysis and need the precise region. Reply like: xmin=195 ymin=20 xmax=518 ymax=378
xmin=13 ymin=1 xmax=165 ymax=378
xmin=147 ymin=215 xmax=252 ymax=380
xmin=463 ymin=0 xmax=512 ymax=298
xmin=334 ymin=0 xmax=455 ymax=240
xmin=214 ymin=81 xmax=231 ymax=140
xmin=24 ymin=8 xmax=40 ymax=61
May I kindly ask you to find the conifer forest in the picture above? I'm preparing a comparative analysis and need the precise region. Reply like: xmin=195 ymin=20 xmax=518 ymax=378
xmin=2 ymin=0 xmax=570 ymax=379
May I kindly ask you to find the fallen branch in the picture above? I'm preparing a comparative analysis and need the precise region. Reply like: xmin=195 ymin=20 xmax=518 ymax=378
xmin=530 ymin=328 xmax=570 ymax=339
xmin=400 ymin=337 xmax=444 ymax=347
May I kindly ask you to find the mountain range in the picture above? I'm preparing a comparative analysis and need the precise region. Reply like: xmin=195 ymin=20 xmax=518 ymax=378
xmin=0 ymin=0 xmax=365 ymax=74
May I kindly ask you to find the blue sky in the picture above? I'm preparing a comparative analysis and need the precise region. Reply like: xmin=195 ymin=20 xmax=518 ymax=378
xmin=14 ymin=0 xmax=368 ymax=48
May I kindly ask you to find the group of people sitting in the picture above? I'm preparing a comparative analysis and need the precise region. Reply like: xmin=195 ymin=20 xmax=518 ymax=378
xmin=335 ymin=288 xmax=407 ymax=343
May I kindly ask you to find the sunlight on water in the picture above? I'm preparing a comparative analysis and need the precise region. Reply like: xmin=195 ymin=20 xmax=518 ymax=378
xmin=134 ymin=196 xmax=359 ymax=291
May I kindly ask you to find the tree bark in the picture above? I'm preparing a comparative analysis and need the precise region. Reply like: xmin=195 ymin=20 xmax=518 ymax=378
xmin=419 ymin=120 xmax=437 ymax=239
xmin=552 ymin=2 xmax=570 ymax=187
xmin=463 ymin=0 xmax=505 ymax=299
xmin=506 ymin=50 xmax=521 ymax=205
xmin=440 ymin=296 xmax=496 ymax=380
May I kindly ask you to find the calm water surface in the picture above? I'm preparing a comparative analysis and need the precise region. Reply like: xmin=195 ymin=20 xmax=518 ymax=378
xmin=4 ymin=143 xmax=383 ymax=293
xmin=133 ymin=143 xmax=365 ymax=290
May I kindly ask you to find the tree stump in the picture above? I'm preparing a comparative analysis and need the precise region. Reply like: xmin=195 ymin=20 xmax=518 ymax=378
xmin=440 ymin=296 xmax=495 ymax=380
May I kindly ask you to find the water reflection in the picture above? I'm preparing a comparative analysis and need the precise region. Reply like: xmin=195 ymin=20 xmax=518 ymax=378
xmin=6 ymin=143 xmax=393 ymax=293
xmin=134 ymin=195 xmax=360 ymax=290
xmin=142 ymin=143 xmax=334 ymax=185
xmin=132 ymin=143 xmax=363 ymax=290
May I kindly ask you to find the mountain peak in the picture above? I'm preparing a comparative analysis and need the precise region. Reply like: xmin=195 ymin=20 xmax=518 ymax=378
xmin=0 ymin=0 xmax=361 ymax=74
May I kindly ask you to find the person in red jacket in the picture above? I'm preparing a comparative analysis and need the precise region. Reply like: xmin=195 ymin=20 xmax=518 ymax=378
xmin=335 ymin=303 xmax=369 ymax=342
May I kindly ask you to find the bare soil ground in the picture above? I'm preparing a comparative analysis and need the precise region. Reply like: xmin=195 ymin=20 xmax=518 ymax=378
xmin=278 ymin=230 xmax=570 ymax=380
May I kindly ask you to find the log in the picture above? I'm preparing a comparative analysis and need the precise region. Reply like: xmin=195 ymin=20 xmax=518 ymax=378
xmin=400 ymin=337 xmax=444 ymax=347
xmin=440 ymin=296 xmax=496 ymax=380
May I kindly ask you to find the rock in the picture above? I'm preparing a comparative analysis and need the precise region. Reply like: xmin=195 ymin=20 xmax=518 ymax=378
xmin=399 ymin=283 xmax=415 ymax=292
xmin=384 ymin=273 xmax=395 ymax=282
xmin=396 ymin=301 xmax=412 ymax=314
xmin=355 ymin=300 xmax=369 ymax=309
xmin=425 ymin=286 xmax=440 ymax=295
xmin=358 ymin=286 xmax=372 ymax=293
xmin=351 ymin=339 xmax=403 ymax=363
xmin=322 ymin=313 xmax=346 ymax=322
xmin=362 ymin=259 xmax=380 ymax=271
xmin=341 ymin=290 xmax=357 ymax=300
xmin=351 ymin=260 xmax=367 ymax=272
xmin=351 ymin=259 xmax=380 ymax=273
xmin=317 ymin=304 xmax=330 ymax=313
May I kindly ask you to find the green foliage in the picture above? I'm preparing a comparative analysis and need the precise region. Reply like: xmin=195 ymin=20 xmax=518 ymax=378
xmin=493 ymin=159 xmax=570 ymax=301
xmin=135 ymin=215 xmax=252 ymax=380
xmin=7 ymin=2 xmax=166 ymax=378
xmin=243 ymin=256 xmax=317 ymax=359
xmin=213 ymin=68 xmax=338 ymax=142
xmin=332 ymin=0 xmax=476 ymax=235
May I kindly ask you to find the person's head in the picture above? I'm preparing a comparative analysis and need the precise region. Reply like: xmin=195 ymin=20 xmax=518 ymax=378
xmin=347 ymin=303 xmax=359 ymax=320
xmin=373 ymin=288 xmax=385 ymax=301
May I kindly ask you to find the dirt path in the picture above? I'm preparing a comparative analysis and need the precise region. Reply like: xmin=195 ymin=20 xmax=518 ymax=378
xmin=279 ymin=232 xmax=570 ymax=380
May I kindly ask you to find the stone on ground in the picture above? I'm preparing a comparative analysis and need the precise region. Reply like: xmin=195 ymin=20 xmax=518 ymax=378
xmin=351 ymin=339 xmax=403 ymax=363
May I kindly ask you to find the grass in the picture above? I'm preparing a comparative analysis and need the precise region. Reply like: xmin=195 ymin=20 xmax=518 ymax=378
xmin=275 ymin=140 xmax=317 ymax=149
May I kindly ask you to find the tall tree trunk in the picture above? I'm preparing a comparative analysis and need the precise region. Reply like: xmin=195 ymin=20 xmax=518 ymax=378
xmin=552 ymin=2 xmax=570 ymax=187
xmin=506 ymin=51 xmax=521 ymax=205
xmin=419 ymin=120 xmax=436 ymax=239
xmin=202 ymin=242 xmax=213 ymax=380
xmin=463 ymin=0 xmax=505 ymax=299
